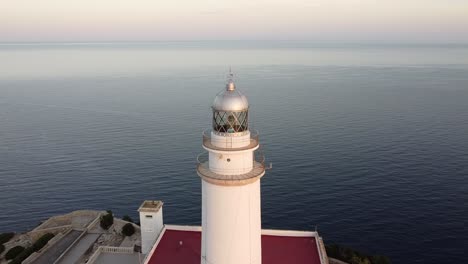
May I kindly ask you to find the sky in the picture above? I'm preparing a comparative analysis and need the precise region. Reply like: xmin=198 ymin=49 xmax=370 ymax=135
xmin=1 ymin=0 xmax=468 ymax=43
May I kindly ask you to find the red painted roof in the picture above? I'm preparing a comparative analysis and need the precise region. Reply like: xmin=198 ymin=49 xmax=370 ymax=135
xmin=147 ymin=229 xmax=322 ymax=264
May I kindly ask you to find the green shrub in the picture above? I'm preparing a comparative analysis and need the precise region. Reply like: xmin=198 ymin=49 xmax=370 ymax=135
xmin=6 ymin=233 xmax=55 ymax=264
xmin=370 ymin=255 xmax=391 ymax=264
xmin=100 ymin=210 xmax=114 ymax=230
xmin=351 ymin=254 xmax=371 ymax=264
xmin=9 ymin=247 xmax=34 ymax=264
xmin=325 ymin=244 xmax=391 ymax=264
xmin=32 ymin=233 xmax=54 ymax=251
xmin=122 ymin=215 xmax=133 ymax=223
xmin=0 ymin=244 xmax=5 ymax=254
xmin=5 ymin=246 xmax=25 ymax=260
xmin=0 ymin=232 xmax=15 ymax=244
xmin=122 ymin=223 xmax=135 ymax=237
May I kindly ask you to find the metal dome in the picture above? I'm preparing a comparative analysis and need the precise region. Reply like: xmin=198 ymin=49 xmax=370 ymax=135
xmin=212 ymin=80 xmax=249 ymax=111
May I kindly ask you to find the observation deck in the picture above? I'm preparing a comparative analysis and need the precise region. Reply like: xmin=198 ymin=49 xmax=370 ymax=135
xmin=202 ymin=129 xmax=259 ymax=152
xmin=196 ymin=152 xmax=265 ymax=186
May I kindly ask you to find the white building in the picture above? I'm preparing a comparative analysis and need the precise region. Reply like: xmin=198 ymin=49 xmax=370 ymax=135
xmin=198 ymin=74 xmax=264 ymax=264
xmin=138 ymin=200 xmax=163 ymax=255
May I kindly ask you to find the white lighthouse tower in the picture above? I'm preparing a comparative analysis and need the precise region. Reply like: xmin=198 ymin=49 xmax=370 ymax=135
xmin=197 ymin=73 xmax=266 ymax=264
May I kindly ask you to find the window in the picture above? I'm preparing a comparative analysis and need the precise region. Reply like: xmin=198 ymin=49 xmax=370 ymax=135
xmin=213 ymin=110 xmax=248 ymax=133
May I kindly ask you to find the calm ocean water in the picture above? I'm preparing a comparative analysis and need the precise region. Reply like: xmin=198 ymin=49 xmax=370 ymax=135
xmin=0 ymin=42 xmax=467 ymax=263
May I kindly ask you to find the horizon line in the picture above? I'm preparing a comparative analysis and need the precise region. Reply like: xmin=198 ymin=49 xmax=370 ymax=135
xmin=1 ymin=40 xmax=468 ymax=46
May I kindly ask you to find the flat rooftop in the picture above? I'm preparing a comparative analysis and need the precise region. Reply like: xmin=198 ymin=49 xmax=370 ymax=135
xmin=145 ymin=226 xmax=324 ymax=264
xmin=138 ymin=200 xmax=163 ymax=213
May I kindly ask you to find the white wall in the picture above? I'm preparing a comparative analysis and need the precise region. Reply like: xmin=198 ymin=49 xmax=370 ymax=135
xmin=208 ymin=151 xmax=253 ymax=175
xmin=201 ymin=179 xmax=262 ymax=264
xmin=210 ymin=131 xmax=251 ymax=149
xmin=139 ymin=208 xmax=163 ymax=255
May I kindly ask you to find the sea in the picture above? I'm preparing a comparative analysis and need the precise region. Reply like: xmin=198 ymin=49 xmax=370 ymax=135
xmin=0 ymin=42 xmax=467 ymax=264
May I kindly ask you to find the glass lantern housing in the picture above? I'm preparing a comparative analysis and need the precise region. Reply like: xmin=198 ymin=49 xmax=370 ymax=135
xmin=213 ymin=110 xmax=248 ymax=133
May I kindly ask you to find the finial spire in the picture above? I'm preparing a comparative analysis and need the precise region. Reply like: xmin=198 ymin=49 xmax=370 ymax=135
xmin=226 ymin=67 xmax=236 ymax=91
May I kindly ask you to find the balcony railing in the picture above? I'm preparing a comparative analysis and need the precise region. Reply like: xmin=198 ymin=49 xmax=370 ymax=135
xmin=202 ymin=129 xmax=259 ymax=151
xmin=196 ymin=152 xmax=265 ymax=185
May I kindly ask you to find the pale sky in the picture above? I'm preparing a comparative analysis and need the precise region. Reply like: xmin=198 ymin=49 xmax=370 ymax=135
xmin=1 ymin=0 xmax=468 ymax=43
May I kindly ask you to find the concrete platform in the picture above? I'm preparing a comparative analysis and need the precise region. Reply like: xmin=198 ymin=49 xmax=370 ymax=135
xmin=31 ymin=230 xmax=82 ymax=264
xmin=56 ymin=233 xmax=100 ymax=264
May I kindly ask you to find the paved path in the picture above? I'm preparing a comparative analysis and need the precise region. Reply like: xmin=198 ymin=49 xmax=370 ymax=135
xmin=56 ymin=233 xmax=100 ymax=264
xmin=32 ymin=230 xmax=82 ymax=264
xmin=95 ymin=252 xmax=141 ymax=264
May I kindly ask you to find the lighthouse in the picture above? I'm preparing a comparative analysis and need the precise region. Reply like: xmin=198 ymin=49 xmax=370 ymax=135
xmin=121 ymin=73 xmax=327 ymax=264
xmin=138 ymin=72 xmax=327 ymax=264
xmin=197 ymin=73 xmax=266 ymax=264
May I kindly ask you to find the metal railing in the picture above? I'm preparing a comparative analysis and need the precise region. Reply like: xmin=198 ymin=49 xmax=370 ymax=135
xmin=196 ymin=152 xmax=265 ymax=182
xmin=202 ymin=129 xmax=259 ymax=151
xmin=87 ymin=246 xmax=135 ymax=264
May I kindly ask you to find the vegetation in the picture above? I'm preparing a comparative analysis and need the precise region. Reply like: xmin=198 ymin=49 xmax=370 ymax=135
xmin=0 ymin=232 xmax=15 ymax=258
xmin=0 ymin=232 xmax=15 ymax=244
xmin=7 ymin=233 xmax=55 ymax=264
xmin=370 ymin=255 xmax=392 ymax=264
xmin=122 ymin=223 xmax=135 ymax=237
xmin=326 ymin=244 xmax=391 ymax=264
xmin=100 ymin=210 xmax=114 ymax=230
xmin=32 ymin=233 xmax=54 ymax=251
xmin=122 ymin=215 xmax=134 ymax=223
xmin=5 ymin=246 xmax=25 ymax=260
xmin=9 ymin=247 xmax=34 ymax=264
